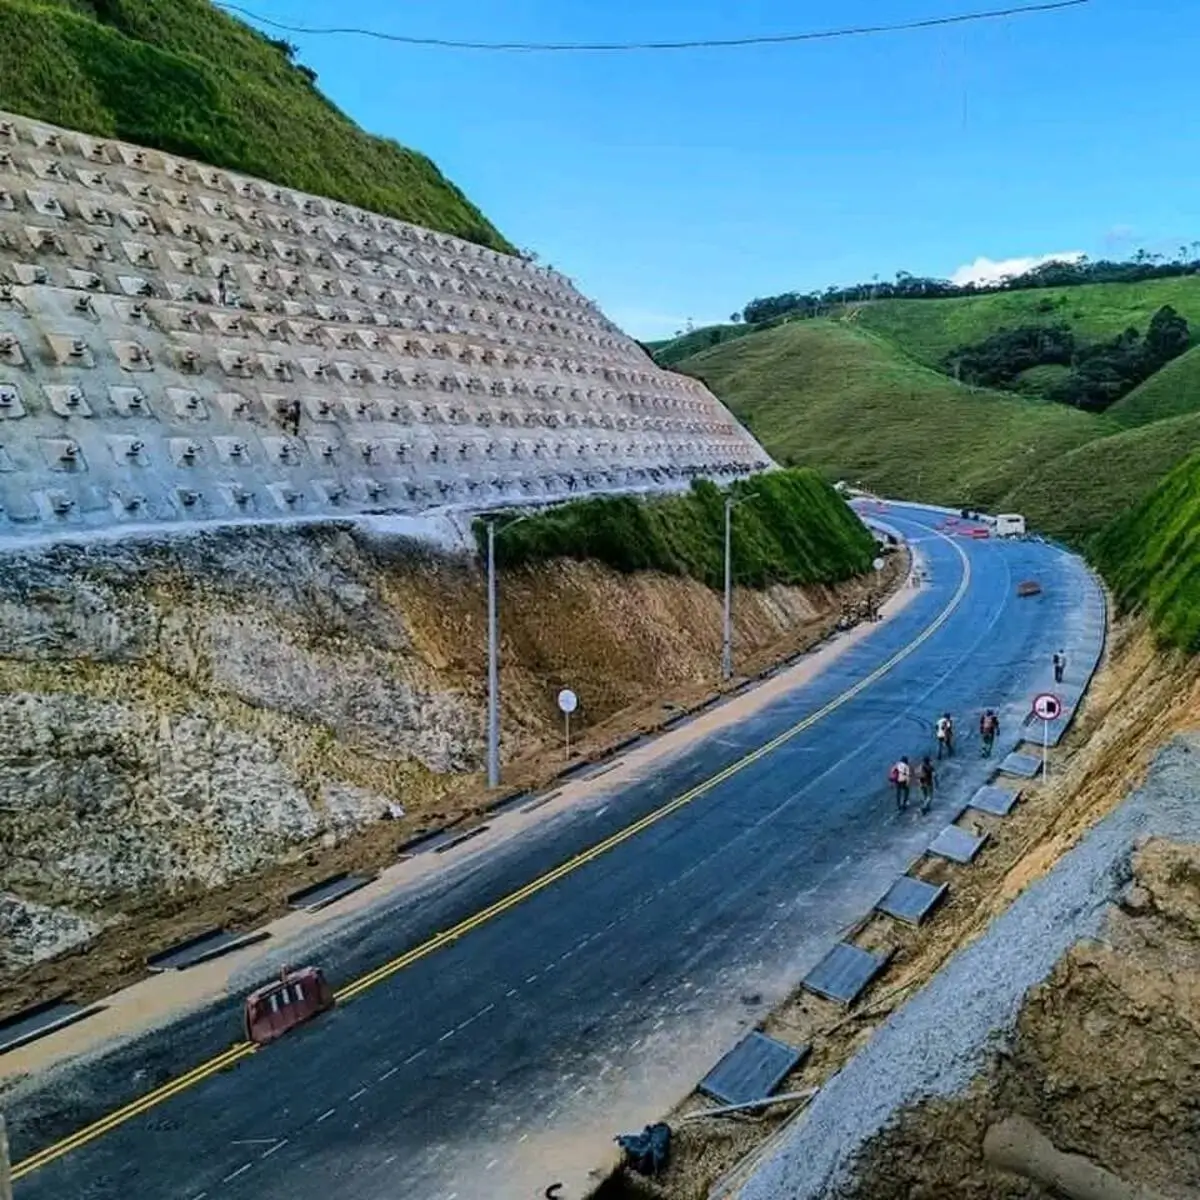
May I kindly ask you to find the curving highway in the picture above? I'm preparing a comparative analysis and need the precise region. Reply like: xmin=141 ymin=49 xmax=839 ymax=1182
xmin=11 ymin=504 xmax=1102 ymax=1200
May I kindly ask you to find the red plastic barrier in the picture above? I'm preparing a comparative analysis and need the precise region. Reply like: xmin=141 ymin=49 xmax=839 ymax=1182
xmin=971 ymin=527 xmax=990 ymax=539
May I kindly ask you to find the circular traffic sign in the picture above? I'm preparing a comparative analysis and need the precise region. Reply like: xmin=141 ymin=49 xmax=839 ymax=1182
xmin=557 ymin=688 xmax=578 ymax=715
xmin=872 ymin=557 xmax=885 ymax=572
xmin=1032 ymin=692 xmax=1062 ymax=721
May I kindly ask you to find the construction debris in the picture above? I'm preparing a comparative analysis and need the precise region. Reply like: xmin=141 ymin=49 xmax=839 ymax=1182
xmin=615 ymin=1123 xmax=671 ymax=1177
xmin=679 ymin=1088 xmax=818 ymax=1123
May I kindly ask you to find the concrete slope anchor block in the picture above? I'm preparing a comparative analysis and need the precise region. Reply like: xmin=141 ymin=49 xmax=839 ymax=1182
xmin=875 ymin=876 xmax=948 ymax=926
xmin=999 ymin=752 xmax=1042 ymax=779
xmin=801 ymin=943 xmax=891 ymax=1006
xmin=929 ymin=825 xmax=989 ymax=864
xmin=699 ymin=1032 xmax=810 ymax=1106
xmin=969 ymin=784 xmax=1022 ymax=817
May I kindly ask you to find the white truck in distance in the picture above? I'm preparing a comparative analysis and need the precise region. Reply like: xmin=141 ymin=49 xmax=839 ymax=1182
xmin=993 ymin=513 xmax=1027 ymax=537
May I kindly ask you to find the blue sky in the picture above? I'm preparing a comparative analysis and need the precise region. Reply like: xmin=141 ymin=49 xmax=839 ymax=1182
xmin=235 ymin=0 xmax=1198 ymax=340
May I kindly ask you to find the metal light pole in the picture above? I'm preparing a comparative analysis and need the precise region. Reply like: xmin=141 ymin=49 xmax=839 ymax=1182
xmin=0 ymin=1112 xmax=12 ymax=1200
xmin=486 ymin=518 xmax=500 ymax=788
xmin=483 ymin=511 xmax=531 ymax=789
xmin=721 ymin=493 xmax=759 ymax=682
xmin=722 ymin=498 xmax=734 ymax=682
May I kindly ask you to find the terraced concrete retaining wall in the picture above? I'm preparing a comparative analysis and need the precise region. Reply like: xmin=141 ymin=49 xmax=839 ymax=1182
xmin=0 ymin=111 xmax=771 ymax=542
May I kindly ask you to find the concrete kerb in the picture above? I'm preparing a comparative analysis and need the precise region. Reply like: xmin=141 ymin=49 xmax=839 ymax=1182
xmin=0 ymin=997 xmax=105 ymax=1057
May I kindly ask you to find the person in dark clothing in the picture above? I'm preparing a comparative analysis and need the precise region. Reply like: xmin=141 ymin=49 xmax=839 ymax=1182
xmin=1053 ymin=650 xmax=1066 ymax=684
xmin=979 ymin=708 xmax=1000 ymax=757
xmin=917 ymin=756 xmax=935 ymax=813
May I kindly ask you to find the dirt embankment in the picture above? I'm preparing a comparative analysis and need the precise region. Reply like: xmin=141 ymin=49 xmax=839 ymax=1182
xmin=0 ymin=524 xmax=903 ymax=1012
xmin=601 ymin=621 xmax=1200 ymax=1199
xmin=840 ymin=835 xmax=1200 ymax=1199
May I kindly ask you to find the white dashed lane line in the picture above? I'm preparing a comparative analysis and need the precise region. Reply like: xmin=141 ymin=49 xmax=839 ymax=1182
xmin=316 ymin=1108 xmax=337 ymax=1123
xmin=221 ymin=1163 xmax=253 ymax=1184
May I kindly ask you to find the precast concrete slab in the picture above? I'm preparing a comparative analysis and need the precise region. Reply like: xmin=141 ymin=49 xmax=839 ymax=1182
xmin=1000 ymin=752 xmax=1043 ymax=779
xmin=802 ymin=943 xmax=891 ymax=1006
xmin=146 ymin=927 xmax=270 ymax=972
xmin=286 ymin=871 xmax=376 ymax=913
xmin=874 ymin=876 xmax=948 ymax=926
xmin=433 ymin=825 xmax=490 ymax=854
xmin=969 ymin=785 xmax=1021 ymax=817
xmin=928 ymin=825 xmax=988 ymax=864
xmin=698 ymin=1032 xmax=809 ymax=1106
xmin=0 ymin=998 xmax=104 ymax=1055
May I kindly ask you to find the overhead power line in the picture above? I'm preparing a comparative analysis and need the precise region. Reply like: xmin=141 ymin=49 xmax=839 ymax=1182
xmin=218 ymin=0 xmax=1090 ymax=53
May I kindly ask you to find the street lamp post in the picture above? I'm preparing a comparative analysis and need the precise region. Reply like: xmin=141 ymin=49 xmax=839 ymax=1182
xmin=483 ymin=511 xmax=531 ymax=789
xmin=1 ymin=1112 xmax=12 ymax=1200
xmin=486 ymin=518 xmax=500 ymax=788
xmin=721 ymin=493 xmax=758 ymax=682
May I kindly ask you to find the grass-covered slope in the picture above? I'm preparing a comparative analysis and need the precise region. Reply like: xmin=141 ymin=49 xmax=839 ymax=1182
xmin=1000 ymin=411 xmax=1200 ymax=544
xmin=857 ymin=276 xmax=1200 ymax=371
xmin=1106 ymin=344 xmax=1200 ymax=427
xmin=648 ymin=324 xmax=755 ymax=368
xmin=1093 ymin=450 xmax=1200 ymax=652
xmin=0 ymin=0 xmax=509 ymax=248
xmin=482 ymin=470 xmax=876 ymax=589
xmin=677 ymin=321 xmax=1108 ymax=510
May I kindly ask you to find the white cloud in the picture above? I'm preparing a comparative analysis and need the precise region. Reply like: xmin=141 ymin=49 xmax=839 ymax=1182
xmin=950 ymin=251 xmax=1086 ymax=287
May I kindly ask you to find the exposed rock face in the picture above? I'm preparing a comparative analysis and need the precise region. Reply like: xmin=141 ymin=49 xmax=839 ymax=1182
xmin=0 ymin=893 xmax=99 ymax=974
xmin=0 ymin=521 xmax=852 ymax=974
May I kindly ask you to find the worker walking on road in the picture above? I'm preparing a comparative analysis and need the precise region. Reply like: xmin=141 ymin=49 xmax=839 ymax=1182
xmin=935 ymin=712 xmax=954 ymax=759
xmin=1053 ymin=649 xmax=1066 ymax=684
xmin=979 ymin=708 xmax=1000 ymax=758
xmin=889 ymin=756 xmax=911 ymax=812
xmin=917 ymin=755 xmax=936 ymax=814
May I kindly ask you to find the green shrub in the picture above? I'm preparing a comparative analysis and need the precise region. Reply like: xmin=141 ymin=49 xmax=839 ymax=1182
xmin=475 ymin=470 xmax=876 ymax=590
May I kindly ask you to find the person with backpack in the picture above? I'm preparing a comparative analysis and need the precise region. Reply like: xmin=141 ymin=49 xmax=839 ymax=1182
xmin=935 ymin=712 xmax=954 ymax=759
xmin=979 ymin=708 xmax=1000 ymax=757
xmin=1053 ymin=650 xmax=1066 ymax=684
xmin=917 ymin=755 xmax=935 ymax=813
xmin=889 ymin=756 xmax=911 ymax=811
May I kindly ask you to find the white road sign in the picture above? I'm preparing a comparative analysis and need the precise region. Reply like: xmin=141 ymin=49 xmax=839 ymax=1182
xmin=1032 ymin=692 xmax=1062 ymax=722
xmin=557 ymin=688 xmax=578 ymax=715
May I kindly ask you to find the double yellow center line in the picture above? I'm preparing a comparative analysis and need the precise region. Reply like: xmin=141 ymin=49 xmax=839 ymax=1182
xmin=16 ymin=524 xmax=967 ymax=1183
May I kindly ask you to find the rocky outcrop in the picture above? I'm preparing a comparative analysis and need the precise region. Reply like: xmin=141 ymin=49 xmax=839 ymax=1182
xmin=0 ymin=521 xmax=860 ymax=974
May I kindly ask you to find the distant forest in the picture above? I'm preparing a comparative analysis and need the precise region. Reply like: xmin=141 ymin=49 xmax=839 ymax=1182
xmin=737 ymin=250 xmax=1200 ymax=325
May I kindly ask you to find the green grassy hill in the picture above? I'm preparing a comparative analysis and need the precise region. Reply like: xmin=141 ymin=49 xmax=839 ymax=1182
xmin=1000 ymin=411 xmax=1200 ymax=544
xmin=0 ymin=0 xmax=509 ymax=248
xmin=647 ymin=324 xmax=755 ymax=367
xmin=856 ymin=276 xmax=1200 ymax=372
xmin=657 ymin=276 xmax=1200 ymax=547
xmin=1093 ymin=449 xmax=1200 ymax=652
xmin=482 ymin=469 xmax=876 ymax=590
xmin=1107 ymin=344 xmax=1200 ymax=426
xmin=679 ymin=320 xmax=1109 ymax=510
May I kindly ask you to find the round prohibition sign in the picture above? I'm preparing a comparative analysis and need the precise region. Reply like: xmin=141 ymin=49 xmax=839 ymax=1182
xmin=1032 ymin=692 xmax=1062 ymax=721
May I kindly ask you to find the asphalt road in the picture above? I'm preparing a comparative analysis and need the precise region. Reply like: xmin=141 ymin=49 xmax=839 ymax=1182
xmin=12 ymin=505 xmax=1101 ymax=1200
